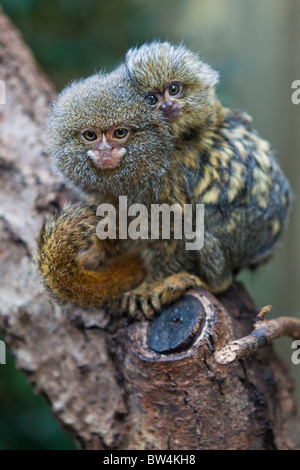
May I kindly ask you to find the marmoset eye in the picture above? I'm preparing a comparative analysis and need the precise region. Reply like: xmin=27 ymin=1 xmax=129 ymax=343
xmin=82 ymin=129 xmax=97 ymax=141
xmin=113 ymin=128 xmax=129 ymax=139
xmin=168 ymin=83 xmax=182 ymax=96
xmin=145 ymin=93 xmax=158 ymax=105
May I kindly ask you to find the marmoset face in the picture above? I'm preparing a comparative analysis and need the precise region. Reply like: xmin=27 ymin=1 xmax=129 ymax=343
xmin=125 ymin=42 xmax=219 ymax=137
xmin=46 ymin=69 xmax=174 ymax=197
xmin=80 ymin=125 xmax=131 ymax=170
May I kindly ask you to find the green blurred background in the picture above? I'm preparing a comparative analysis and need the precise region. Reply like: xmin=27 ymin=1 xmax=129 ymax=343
xmin=0 ymin=0 xmax=299 ymax=449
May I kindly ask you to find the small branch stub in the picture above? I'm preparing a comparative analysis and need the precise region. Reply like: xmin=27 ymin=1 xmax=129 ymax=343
xmin=256 ymin=304 xmax=273 ymax=321
xmin=215 ymin=305 xmax=300 ymax=364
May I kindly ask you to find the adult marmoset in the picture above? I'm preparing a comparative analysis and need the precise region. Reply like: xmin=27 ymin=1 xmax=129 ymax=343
xmin=37 ymin=68 xmax=202 ymax=314
xmin=125 ymin=41 xmax=292 ymax=292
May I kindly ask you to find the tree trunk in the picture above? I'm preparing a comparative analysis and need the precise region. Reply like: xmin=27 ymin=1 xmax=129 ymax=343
xmin=0 ymin=7 xmax=299 ymax=450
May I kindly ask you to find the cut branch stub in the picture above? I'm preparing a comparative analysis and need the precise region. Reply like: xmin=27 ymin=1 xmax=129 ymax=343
xmin=147 ymin=292 xmax=205 ymax=354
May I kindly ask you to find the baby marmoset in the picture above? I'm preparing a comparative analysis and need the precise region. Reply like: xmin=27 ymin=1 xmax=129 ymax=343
xmin=37 ymin=42 xmax=292 ymax=315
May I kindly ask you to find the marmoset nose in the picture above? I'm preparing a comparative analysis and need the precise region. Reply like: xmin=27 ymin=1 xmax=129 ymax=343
xmin=161 ymin=101 xmax=174 ymax=110
xmin=98 ymin=136 xmax=112 ymax=151
xmin=160 ymin=100 xmax=180 ymax=121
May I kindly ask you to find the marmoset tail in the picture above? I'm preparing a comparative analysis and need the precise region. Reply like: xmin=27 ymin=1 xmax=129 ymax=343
xmin=37 ymin=204 xmax=145 ymax=308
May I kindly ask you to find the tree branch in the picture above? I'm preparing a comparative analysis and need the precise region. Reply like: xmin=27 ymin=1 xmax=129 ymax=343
xmin=215 ymin=306 xmax=300 ymax=365
xmin=0 ymin=6 xmax=300 ymax=450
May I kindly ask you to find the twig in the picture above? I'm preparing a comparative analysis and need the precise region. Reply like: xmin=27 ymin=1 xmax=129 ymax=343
xmin=215 ymin=305 xmax=300 ymax=365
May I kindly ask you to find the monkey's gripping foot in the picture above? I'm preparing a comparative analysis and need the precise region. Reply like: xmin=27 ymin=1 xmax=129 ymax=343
xmin=157 ymin=273 xmax=208 ymax=304
xmin=121 ymin=280 xmax=162 ymax=318
xmin=121 ymin=273 xmax=207 ymax=318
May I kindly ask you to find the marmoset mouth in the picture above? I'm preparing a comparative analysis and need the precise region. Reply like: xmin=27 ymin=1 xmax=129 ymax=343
xmin=88 ymin=148 xmax=123 ymax=170
xmin=88 ymin=155 xmax=123 ymax=175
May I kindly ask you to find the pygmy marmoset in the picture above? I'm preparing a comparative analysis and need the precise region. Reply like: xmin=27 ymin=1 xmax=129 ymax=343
xmin=37 ymin=42 xmax=292 ymax=316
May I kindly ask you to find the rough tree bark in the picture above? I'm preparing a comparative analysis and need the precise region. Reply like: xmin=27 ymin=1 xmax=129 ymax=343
xmin=0 ymin=7 xmax=299 ymax=450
